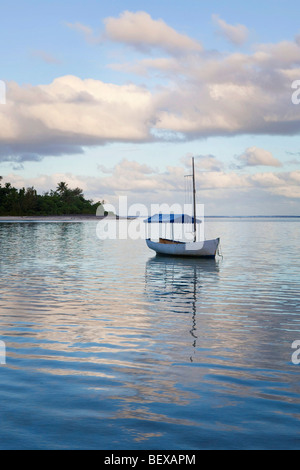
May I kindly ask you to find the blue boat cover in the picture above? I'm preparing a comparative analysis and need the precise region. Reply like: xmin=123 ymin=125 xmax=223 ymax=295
xmin=144 ymin=214 xmax=201 ymax=224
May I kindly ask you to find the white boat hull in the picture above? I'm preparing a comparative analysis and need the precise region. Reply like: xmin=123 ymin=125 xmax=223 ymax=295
xmin=146 ymin=238 xmax=220 ymax=258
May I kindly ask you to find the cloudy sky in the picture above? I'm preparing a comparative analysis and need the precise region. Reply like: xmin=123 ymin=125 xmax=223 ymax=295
xmin=1 ymin=0 xmax=300 ymax=215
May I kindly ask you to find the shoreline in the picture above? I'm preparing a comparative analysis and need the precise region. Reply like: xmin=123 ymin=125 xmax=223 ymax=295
xmin=0 ymin=215 xmax=108 ymax=221
xmin=0 ymin=215 xmax=298 ymax=222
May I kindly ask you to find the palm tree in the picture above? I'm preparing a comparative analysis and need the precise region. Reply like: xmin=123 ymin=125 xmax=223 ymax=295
xmin=56 ymin=182 xmax=68 ymax=195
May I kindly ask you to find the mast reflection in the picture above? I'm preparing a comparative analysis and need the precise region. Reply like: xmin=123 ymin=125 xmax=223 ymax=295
xmin=145 ymin=255 xmax=220 ymax=362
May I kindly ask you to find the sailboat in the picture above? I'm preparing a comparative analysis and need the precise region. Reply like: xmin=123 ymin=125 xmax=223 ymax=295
xmin=144 ymin=157 xmax=220 ymax=258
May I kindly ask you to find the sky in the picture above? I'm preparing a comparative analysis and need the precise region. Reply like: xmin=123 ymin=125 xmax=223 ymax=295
xmin=1 ymin=0 xmax=300 ymax=215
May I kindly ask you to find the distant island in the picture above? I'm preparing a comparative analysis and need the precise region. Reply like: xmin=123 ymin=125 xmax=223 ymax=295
xmin=0 ymin=177 xmax=106 ymax=217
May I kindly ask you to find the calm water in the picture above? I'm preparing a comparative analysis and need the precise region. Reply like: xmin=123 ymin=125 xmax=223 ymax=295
xmin=0 ymin=218 xmax=300 ymax=450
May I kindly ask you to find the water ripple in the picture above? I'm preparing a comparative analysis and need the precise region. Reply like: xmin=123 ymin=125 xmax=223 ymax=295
xmin=0 ymin=219 xmax=300 ymax=449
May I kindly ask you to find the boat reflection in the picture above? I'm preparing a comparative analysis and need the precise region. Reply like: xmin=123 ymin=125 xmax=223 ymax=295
xmin=145 ymin=255 xmax=220 ymax=362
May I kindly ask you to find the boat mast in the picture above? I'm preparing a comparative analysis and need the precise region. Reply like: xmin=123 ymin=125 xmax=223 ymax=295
xmin=192 ymin=157 xmax=197 ymax=242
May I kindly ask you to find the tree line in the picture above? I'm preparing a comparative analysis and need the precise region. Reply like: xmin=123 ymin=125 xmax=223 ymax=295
xmin=0 ymin=178 xmax=105 ymax=216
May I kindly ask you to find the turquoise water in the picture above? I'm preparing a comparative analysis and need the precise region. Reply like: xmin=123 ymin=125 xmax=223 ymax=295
xmin=0 ymin=218 xmax=300 ymax=450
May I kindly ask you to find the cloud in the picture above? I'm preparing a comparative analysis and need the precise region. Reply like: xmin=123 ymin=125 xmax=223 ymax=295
xmin=95 ymin=158 xmax=250 ymax=196
xmin=287 ymin=158 xmax=300 ymax=165
xmin=212 ymin=14 xmax=249 ymax=45
xmin=32 ymin=50 xmax=61 ymax=65
xmin=95 ymin=159 xmax=300 ymax=204
xmin=103 ymin=11 xmax=202 ymax=55
xmin=0 ymin=76 xmax=156 ymax=161
xmin=181 ymin=154 xmax=225 ymax=172
xmin=3 ymin=161 xmax=300 ymax=221
xmin=2 ymin=13 xmax=300 ymax=161
xmin=97 ymin=159 xmax=166 ymax=193
xmin=237 ymin=147 xmax=282 ymax=167
xmin=108 ymin=57 xmax=180 ymax=78
xmin=144 ymin=35 xmax=300 ymax=138
xmin=250 ymin=170 xmax=300 ymax=198
xmin=285 ymin=152 xmax=300 ymax=165
xmin=253 ymin=40 xmax=300 ymax=67
xmin=65 ymin=21 xmax=95 ymax=43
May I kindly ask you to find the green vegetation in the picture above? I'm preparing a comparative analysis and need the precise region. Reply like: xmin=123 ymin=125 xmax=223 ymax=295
xmin=0 ymin=177 xmax=105 ymax=216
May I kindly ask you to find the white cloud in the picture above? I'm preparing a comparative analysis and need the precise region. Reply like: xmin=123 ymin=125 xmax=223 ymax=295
xmin=212 ymin=14 xmax=249 ymax=45
xmin=144 ymin=36 xmax=300 ymax=138
xmin=181 ymin=154 xmax=225 ymax=172
xmin=253 ymin=40 xmax=300 ymax=67
xmin=237 ymin=147 xmax=282 ymax=167
xmin=32 ymin=50 xmax=61 ymax=65
xmin=2 ymin=13 xmax=300 ymax=162
xmin=103 ymin=11 xmax=202 ymax=55
xmin=65 ymin=22 xmax=95 ymax=43
xmin=3 ymin=162 xmax=300 ymax=221
xmin=109 ymin=57 xmax=180 ymax=78
xmin=96 ymin=160 xmax=300 ymax=206
xmin=0 ymin=76 xmax=156 ymax=161
xmin=250 ymin=170 xmax=300 ymax=198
